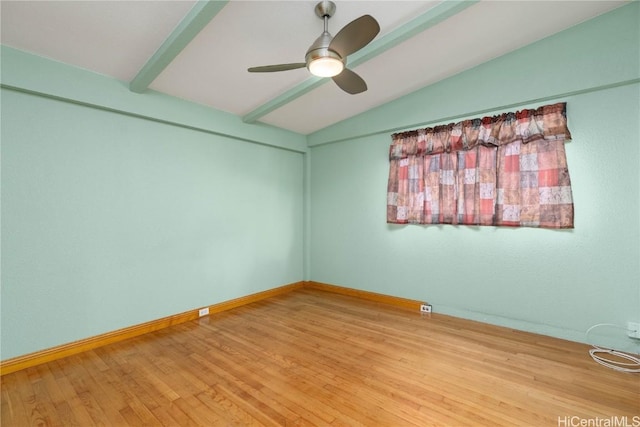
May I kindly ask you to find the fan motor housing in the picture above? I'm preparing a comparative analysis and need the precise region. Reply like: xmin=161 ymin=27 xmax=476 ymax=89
xmin=305 ymin=32 xmax=344 ymax=68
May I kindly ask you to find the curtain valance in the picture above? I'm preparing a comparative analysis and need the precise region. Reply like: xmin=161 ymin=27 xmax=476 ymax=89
xmin=389 ymin=103 xmax=571 ymax=159
xmin=386 ymin=102 xmax=574 ymax=229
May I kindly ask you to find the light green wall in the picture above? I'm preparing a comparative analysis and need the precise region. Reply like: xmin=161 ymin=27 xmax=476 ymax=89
xmin=1 ymin=53 xmax=305 ymax=360
xmin=309 ymin=3 xmax=640 ymax=351
xmin=0 ymin=46 xmax=307 ymax=153
xmin=1 ymin=3 xmax=638 ymax=361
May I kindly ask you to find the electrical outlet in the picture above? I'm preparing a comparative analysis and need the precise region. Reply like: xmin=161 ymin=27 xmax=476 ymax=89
xmin=628 ymin=322 xmax=640 ymax=339
xmin=420 ymin=303 xmax=432 ymax=313
xmin=198 ymin=307 xmax=209 ymax=317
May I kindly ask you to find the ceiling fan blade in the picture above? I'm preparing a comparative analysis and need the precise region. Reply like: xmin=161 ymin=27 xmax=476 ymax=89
xmin=329 ymin=15 xmax=380 ymax=58
xmin=332 ymin=68 xmax=367 ymax=94
xmin=248 ymin=63 xmax=306 ymax=73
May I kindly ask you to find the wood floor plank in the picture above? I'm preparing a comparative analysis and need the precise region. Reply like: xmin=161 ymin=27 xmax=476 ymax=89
xmin=2 ymin=288 xmax=638 ymax=426
xmin=28 ymin=365 xmax=66 ymax=427
xmin=188 ymin=352 xmax=304 ymax=425
xmin=1 ymin=370 xmax=33 ymax=426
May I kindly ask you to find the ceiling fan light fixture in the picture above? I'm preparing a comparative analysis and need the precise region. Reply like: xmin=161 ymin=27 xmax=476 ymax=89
xmin=309 ymin=56 xmax=344 ymax=77
xmin=248 ymin=1 xmax=379 ymax=94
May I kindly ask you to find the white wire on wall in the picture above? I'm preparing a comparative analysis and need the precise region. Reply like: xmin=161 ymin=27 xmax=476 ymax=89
xmin=585 ymin=323 xmax=640 ymax=373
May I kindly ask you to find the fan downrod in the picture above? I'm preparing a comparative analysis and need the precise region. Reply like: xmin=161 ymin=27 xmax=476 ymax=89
xmin=314 ymin=1 xmax=336 ymax=19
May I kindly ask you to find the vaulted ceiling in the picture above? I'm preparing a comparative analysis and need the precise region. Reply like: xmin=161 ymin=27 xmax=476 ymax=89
xmin=0 ymin=1 xmax=625 ymax=135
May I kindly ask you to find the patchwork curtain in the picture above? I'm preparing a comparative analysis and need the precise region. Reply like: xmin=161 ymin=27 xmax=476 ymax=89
xmin=387 ymin=102 xmax=574 ymax=229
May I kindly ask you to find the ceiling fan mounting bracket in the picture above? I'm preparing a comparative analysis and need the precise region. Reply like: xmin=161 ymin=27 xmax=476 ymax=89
xmin=315 ymin=1 xmax=336 ymax=19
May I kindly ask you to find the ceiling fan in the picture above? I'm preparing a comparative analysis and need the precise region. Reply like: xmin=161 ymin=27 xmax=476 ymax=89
xmin=247 ymin=1 xmax=380 ymax=95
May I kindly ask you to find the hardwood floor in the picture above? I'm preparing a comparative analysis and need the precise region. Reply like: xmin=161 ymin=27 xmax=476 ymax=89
xmin=2 ymin=288 xmax=638 ymax=426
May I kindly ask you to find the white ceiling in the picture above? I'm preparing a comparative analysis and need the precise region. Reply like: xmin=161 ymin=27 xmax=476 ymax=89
xmin=0 ymin=0 xmax=626 ymax=135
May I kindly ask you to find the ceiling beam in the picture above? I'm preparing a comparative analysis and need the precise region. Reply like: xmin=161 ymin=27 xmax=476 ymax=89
xmin=130 ymin=0 xmax=228 ymax=93
xmin=242 ymin=0 xmax=478 ymax=124
xmin=241 ymin=77 xmax=326 ymax=125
